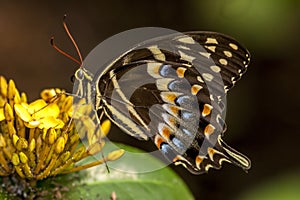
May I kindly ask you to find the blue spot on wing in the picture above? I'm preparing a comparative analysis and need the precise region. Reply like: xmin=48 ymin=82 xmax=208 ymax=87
xmin=161 ymin=143 xmax=177 ymax=161
xmin=172 ymin=137 xmax=186 ymax=151
xmin=159 ymin=64 xmax=177 ymax=77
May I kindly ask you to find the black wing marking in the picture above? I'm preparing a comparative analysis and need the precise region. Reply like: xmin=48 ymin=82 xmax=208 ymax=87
xmin=97 ymin=32 xmax=251 ymax=174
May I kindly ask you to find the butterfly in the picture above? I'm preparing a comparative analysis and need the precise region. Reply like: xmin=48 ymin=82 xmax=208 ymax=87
xmin=52 ymin=18 xmax=251 ymax=175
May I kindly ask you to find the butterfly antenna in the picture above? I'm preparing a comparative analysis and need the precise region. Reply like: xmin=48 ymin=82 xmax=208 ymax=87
xmin=62 ymin=14 xmax=83 ymax=67
xmin=50 ymin=14 xmax=83 ymax=66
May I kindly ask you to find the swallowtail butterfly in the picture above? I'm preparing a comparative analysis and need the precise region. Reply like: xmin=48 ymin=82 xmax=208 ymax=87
xmin=53 ymin=19 xmax=251 ymax=174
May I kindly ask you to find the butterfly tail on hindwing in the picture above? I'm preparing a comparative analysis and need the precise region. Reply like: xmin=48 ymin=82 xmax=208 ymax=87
xmin=216 ymin=136 xmax=251 ymax=172
xmin=154 ymin=131 xmax=251 ymax=174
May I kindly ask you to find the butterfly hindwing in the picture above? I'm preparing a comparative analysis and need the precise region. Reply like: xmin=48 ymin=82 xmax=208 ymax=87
xmin=95 ymin=31 xmax=251 ymax=174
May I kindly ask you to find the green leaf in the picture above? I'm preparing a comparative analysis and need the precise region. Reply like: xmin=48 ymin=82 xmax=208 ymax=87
xmin=31 ymin=142 xmax=193 ymax=200
xmin=238 ymin=171 xmax=300 ymax=200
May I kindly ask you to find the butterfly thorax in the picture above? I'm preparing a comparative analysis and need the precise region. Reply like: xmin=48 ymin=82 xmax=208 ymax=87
xmin=74 ymin=67 xmax=97 ymax=106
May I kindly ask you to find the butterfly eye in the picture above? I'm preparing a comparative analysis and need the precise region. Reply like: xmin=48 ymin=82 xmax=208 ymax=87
xmin=70 ymin=75 xmax=75 ymax=83
xmin=75 ymin=69 xmax=84 ymax=80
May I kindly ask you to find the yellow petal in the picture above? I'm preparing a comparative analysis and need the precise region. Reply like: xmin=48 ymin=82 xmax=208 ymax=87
xmin=19 ymin=152 xmax=28 ymax=164
xmin=47 ymin=128 xmax=57 ymax=145
xmin=0 ymin=76 xmax=8 ymax=97
xmin=14 ymin=90 xmax=21 ymax=104
xmin=40 ymin=89 xmax=57 ymax=102
xmin=25 ymin=120 xmax=40 ymax=128
xmin=82 ymin=116 xmax=96 ymax=129
xmin=61 ymin=96 xmax=73 ymax=113
xmin=38 ymin=116 xmax=64 ymax=129
xmin=42 ymin=128 xmax=48 ymax=141
xmin=101 ymin=120 xmax=111 ymax=136
xmin=14 ymin=104 xmax=32 ymax=122
xmin=34 ymin=103 xmax=60 ymax=119
xmin=21 ymin=102 xmax=29 ymax=109
xmin=7 ymin=80 xmax=16 ymax=100
xmin=73 ymin=103 xmax=93 ymax=119
xmin=0 ymin=135 xmax=6 ymax=147
xmin=12 ymin=153 xmax=20 ymax=166
xmin=55 ymin=137 xmax=65 ymax=154
xmin=88 ymin=142 xmax=104 ymax=155
xmin=0 ymin=108 xmax=5 ymax=121
xmin=20 ymin=92 xmax=27 ymax=103
xmin=13 ymin=134 xmax=19 ymax=146
xmin=60 ymin=151 xmax=71 ymax=163
xmin=0 ymin=96 xmax=6 ymax=107
xmin=69 ymin=133 xmax=80 ymax=145
xmin=29 ymin=139 xmax=35 ymax=152
xmin=28 ymin=99 xmax=47 ymax=115
xmin=107 ymin=149 xmax=125 ymax=161
xmin=72 ymin=146 xmax=86 ymax=161
xmin=16 ymin=138 xmax=28 ymax=150
xmin=4 ymin=103 xmax=14 ymax=121
xmin=67 ymin=106 xmax=73 ymax=118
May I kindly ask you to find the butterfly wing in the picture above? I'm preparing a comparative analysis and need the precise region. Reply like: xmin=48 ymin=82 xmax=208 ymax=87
xmin=96 ymin=32 xmax=251 ymax=174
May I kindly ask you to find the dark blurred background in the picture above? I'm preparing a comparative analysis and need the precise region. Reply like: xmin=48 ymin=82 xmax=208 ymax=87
xmin=1 ymin=0 xmax=299 ymax=199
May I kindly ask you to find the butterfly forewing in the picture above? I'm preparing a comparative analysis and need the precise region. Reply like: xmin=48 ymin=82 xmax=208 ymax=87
xmin=93 ymin=31 xmax=251 ymax=174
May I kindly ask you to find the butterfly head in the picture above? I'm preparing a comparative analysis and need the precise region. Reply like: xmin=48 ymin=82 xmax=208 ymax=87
xmin=73 ymin=66 xmax=96 ymax=104
xmin=74 ymin=66 xmax=93 ymax=82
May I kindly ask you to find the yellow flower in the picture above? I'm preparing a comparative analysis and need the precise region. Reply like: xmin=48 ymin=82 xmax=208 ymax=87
xmin=14 ymin=99 xmax=64 ymax=129
xmin=0 ymin=75 xmax=124 ymax=181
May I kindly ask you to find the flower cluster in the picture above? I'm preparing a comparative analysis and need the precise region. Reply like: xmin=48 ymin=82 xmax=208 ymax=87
xmin=0 ymin=75 xmax=124 ymax=181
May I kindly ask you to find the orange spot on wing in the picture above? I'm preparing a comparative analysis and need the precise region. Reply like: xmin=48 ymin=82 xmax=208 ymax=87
xmin=208 ymin=147 xmax=215 ymax=156
xmin=195 ymin=155 xmax=204 ymax=168
xmin=169 ymin=105 xmax=179 ymax=115
xmin=154 ymin=135 xmax=164 ymax=148
xmin=153 ymin=65 xmax=160 ymax=75
xmin=191 ymin=85 xmax=202 ymax=95
xmin=173 ymin=155 xmax=181 ymax=162
xmin=162 ymin=93 xmax=177 ymax=103
xmin=202 ymin=104 xmax=212 ymax=117
xmin=162 ymin=126 xmax=172 ymax=139
xmin=176 ymin=67 xmax=186 ymax=78
xmin=173 ymin=155 xmax=189 ymax=168
xmin=169 ymin=117 xmax=176 ymax=125
xmin=204 ymin=124 xmax=215 ymax=137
